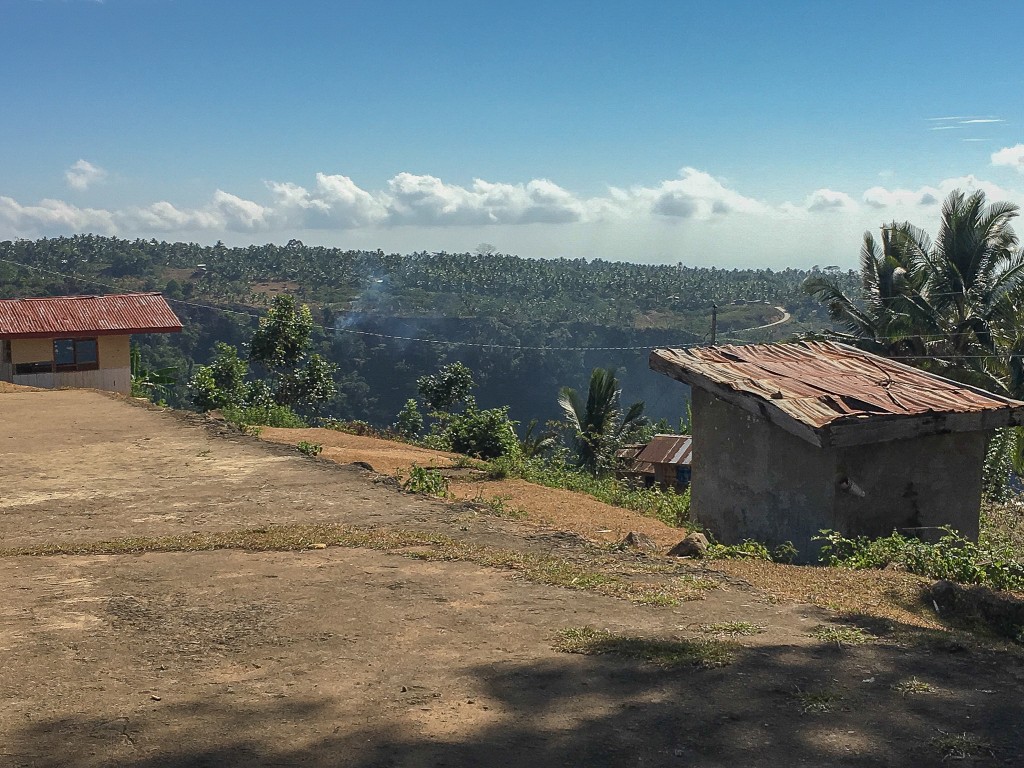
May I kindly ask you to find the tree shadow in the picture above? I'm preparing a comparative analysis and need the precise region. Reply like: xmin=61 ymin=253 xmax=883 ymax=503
xmin=10 ymin=632 xmax=1024 ymax=767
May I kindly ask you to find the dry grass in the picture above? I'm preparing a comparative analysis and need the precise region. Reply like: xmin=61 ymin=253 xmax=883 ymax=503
xmin=707 ymin=558 xmax=940 ymax=630
xmin=892 ymin=677 xmax=936 ymax=696
xmin=696 ymin=621 xmax=766 ymax=637
xmin=251 ymin=428 xmax=1018 ymax=639
xmin=1 ymin=523 xmax=715 ymax=606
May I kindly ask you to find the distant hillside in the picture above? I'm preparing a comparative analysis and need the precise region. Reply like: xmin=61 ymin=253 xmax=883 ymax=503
xmin=0 ymin=234 xmax=856 ymax=426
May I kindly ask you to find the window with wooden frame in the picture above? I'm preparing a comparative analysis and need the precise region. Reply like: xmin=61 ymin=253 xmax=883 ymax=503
xmin=53 ymin=338 xmax=99 ymax=372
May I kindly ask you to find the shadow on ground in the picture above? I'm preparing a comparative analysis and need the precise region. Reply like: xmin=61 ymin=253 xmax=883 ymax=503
xmin=10 ymin=637 xmax=1024 ymax=768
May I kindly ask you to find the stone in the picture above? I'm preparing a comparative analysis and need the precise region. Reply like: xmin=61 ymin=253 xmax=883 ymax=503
xmin=617 ymin=531 xmax=659 ymax=552
xmin=667 ymin=532 xmax=709 ymax=558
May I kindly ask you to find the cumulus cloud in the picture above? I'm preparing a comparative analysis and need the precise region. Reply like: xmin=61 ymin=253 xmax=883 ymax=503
xmin=376 ymin=173 xmax=585 ymax=226
xmin=2 ymin=167 xmax=1023 ymax=270
xmin=862 ymin=186 xmax=942 ymax=208
xmin=65 ymin=159 xmax=107 ymax=191
xmin=858 ymin=176 xmax=1023 ymax=213
xmin=602 ymin=168 xmax=769 ymax=221
xmin=118 ymin=201 xmax=222 ymax=232
xmin=210 ymin=190 xmax=273 ymax=231
xmin=992 ymin=144 xmax=1024 ymax=173
xmin=0 ymin=195 xmax=116 ymax=233
xmin=268 ymin=173 xmax=387 ymax=228
xmin=801 ymin=189 xmax=858 ymax=213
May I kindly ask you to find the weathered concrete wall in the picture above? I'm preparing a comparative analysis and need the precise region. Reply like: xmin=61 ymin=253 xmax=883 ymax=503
xmin=690 ymin=388 xmax=988 ymax=562
xmin=690 ymin=388 xmax=836 ymax=561
xmin=833 ymin=431 xmax=986 ymax=541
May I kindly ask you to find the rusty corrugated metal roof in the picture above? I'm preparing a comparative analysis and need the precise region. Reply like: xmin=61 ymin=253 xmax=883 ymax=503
xmin=636 ymin=434 xmax=692 ymax=466
xmin=0 ymin=293 xmax=183 ymax=339
xmin=650 ymin=341 xmax=1024 ymax=447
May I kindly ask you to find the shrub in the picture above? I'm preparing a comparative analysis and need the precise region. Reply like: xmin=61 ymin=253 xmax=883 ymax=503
xmin=816 ymin=527 xmax=1024 ymax=591
xmin=445 ymin=405 xmax=520 ymax=460
xmin=223 ymin=404 xmax=306 ymax=430
xmin=296 ymin=441 xmax=323 ymax=457
xmin=402 ymin=465 xmax=450 ymax=497
xmin=394 ymin=399 xmax=424 ymax=439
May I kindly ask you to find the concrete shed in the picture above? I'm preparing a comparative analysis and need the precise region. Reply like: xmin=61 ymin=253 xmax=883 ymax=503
xmin=0 ymin=293 xmax=182 ymax=394
xmin=650 ymin=341 xmax=1024 ymax=562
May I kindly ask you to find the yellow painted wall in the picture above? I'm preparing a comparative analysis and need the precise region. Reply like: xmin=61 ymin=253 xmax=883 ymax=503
xmin=9 ymin=335 xmax=131 ymax=368
xmin=98 ymin=335 xmax=130 ymax=369
xmin=11 ymin=338 xmax=54 ymax=364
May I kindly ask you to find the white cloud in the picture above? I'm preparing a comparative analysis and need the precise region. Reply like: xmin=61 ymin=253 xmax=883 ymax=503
xmin=118 ymin=201 xmax=222 ymax=231
xmin=798 ymin=189 xmax=858 ymax=214
xmin=64 ymin=159 xmax=107 ymax=191
xmin=210 ymin=189 xmax=272 ymax=231
xmin=378 ymin=173 xmax=586 ymax=226
xmin=267 ymin=173 xmax=389 ymax=229
xmin=0 ymin=196 xmax=116 ymax=233
xmin=3 ymin=168 xmax=1024 ymax=269
xmin=960 ymin=118 xmax=1003 ymax=124
xmin=863 ymin=186 xmax=941 ymax=208
xmin=992 ymin=144 xmax=1024 ymax=173
xmin=602 ymin=168 xmax=769 ymax=221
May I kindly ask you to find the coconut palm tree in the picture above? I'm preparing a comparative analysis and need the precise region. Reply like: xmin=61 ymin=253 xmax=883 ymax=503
xmin=558 ymin=367 xmax=647 ymax=473
xmin=806 ymin=189 xmax=1024 ymax=397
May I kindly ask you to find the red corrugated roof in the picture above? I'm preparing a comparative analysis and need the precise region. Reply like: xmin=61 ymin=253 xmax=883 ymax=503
xmin=650 ymin=341 xmax=1024 ymax=447
xmin=636 ymin=434 xmax=692 ymax=466
xmin=0 ymin=293 xmax=182 ymax=339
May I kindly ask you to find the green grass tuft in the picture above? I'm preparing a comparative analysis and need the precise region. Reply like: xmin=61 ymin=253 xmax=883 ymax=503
xmin=553 ymin=626 xmax=733 ymax=668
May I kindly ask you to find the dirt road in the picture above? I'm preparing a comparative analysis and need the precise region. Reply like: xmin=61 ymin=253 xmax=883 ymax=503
xmin=2 ymin=389 xmax=1023 ymax=766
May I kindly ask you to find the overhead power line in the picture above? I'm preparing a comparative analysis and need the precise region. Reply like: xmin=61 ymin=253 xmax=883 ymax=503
xmin=0 ymin=256 xmax=697 ymax=353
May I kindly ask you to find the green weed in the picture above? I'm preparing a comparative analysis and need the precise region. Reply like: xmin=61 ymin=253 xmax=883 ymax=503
xmin=296 ymin=440 xmax=323 ymax=457
xmin=697 ymin=621 xmax=766 ymax=637
xmin=401 ymin=465 xmax=450 ymax=497
xmin=792 ymin=686 xmax=842 ymax=714
xmin=808 ymin=624 xmax=876 ymax=647
xmin=931 ymin=732 xmax=992 ymax=760
xmin=553 ymin=626 xmax=733 ymax=668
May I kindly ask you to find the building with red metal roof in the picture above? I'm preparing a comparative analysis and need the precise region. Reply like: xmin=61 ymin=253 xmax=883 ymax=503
xmin=0 ymin=293 xmax=182 ymax=394
xmin=650 ymin=341 xmax=1024 ymax=562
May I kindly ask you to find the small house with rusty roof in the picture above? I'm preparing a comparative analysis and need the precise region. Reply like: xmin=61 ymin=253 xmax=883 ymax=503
xmin=650 ymin=341 xmax=1024 ymax=562
xmin=0 ymin=293 xmax=182 ymax=394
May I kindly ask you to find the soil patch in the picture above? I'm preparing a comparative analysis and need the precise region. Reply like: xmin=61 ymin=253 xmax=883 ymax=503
xmin=5 ymin=390 xmax=1024 ymax=766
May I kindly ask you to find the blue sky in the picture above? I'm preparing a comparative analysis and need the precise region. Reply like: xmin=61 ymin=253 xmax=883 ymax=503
xmin=2 ymin=0 xmax=1023 ymax=267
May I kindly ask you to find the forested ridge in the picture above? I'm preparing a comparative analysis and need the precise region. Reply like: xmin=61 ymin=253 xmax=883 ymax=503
xmin=0 ymin=234 xmax=854 ymax=426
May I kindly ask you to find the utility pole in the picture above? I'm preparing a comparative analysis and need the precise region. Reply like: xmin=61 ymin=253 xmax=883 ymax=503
xmin=710 ymin=303 xmax=717 ymax=345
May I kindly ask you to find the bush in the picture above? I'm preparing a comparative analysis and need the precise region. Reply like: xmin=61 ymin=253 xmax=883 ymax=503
xmin=223 ymin=404 xmax=306 ymax=430
xmin=394 ymin=399 xmax=424 ymax=439
xmin=445 ymin=405 xmax=520 ymax=460
xmin=816 ymin=527 xmax=1024 ymax=591
xmin=402 ymin=465 xmax=450 ymax=497
xmin=296 ymin=441 xmax=323 ymax=457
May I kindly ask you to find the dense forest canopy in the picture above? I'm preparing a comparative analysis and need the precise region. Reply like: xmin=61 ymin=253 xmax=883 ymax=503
xmin=0 ymin=234 xmax=856 ymax=426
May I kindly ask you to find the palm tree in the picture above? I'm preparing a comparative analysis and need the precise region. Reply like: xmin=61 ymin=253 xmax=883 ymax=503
xmin=558 ymin=367 xmax=646 ymax=473
xmin=805 ymin=189 xmax=1024 ymax=397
